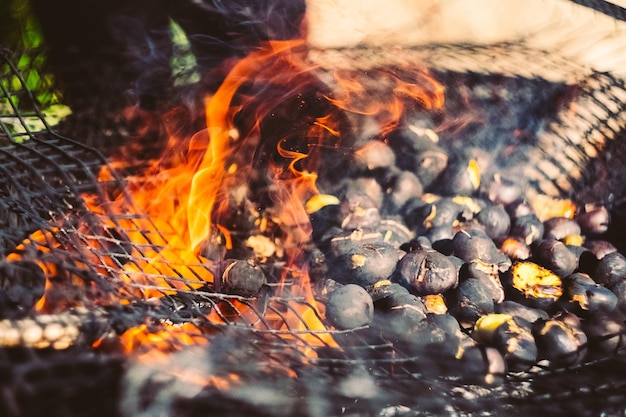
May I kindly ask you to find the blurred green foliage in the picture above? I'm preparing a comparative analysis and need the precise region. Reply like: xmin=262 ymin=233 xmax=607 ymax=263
xmin=1 ymin=1 xmax=200 ymax=139
xmin=1 ymin=0 xmax=71 ymax=138
xmin=170 ymin=19 xmax=201 ymax=87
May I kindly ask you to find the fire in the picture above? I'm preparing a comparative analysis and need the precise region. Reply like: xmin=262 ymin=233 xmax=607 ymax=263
xmin=9 ymin=38 xmax=445 ymax=361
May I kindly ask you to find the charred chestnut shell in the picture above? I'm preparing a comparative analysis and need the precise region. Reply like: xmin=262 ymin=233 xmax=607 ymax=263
xmin=326 ymin=284 xmax=375 ymax=330
xmin=394 ymin=249 xmax=458 ymax=296
xmin=503 ymin=261 xmax=562 ymax=310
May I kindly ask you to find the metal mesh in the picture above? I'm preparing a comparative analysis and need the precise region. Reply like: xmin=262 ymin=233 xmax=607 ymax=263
xmin=2 ymin=43 xmax=626 ymax=416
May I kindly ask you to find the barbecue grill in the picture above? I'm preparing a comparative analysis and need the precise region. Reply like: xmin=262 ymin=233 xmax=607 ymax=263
xmin=2 ymin=2 xmax=626 ymax=416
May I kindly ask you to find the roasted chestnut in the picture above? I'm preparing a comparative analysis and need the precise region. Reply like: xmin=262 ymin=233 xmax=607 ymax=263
xmin=437 ymin=156 xmax=481 ymax=196
xmin=560 ymin=272 xmax=618 ymax=316
xmin=372 ymin=291 xmax=428 ymax=342
xmin=451 ymin=229 xmax=508 ymax=266
xmin=506 ymin=199 xmax=535 ymax=219
xmin=583 ymin=240 xmax=617 ymax=260
xmin=326 ymin=284 xmax=375 ymax=330
xmin=503 ymin=261 xmax=562 ymax=310
xmin=473 ymin=313 xmax=537 ymax=372
xmin=445 ymin=272 xmax=497 ymax=327
xmin=510 ymin=214 xmax=544 ymax=245
xmin=476 ymin=204 xmax=511 ymax=240
xmin=366 ymin=279 xmax=408 ymax=303
xmin=383 ymin=171 xmax=424 ymax=213
xmin=581 ymin=313 xmax=626 ymax=356
xmin=494 ymin=300 xmax=548 ymax=324
xmin=484 ymin=174 xmax=523 ymax=206
xmin=0 ymin=260 xmax=47 ymax=319
xmin=594 ymin=251 xmax=626 ymax=286
xmin=543 ymin=217 xmax=581 ymax=241
xmin=532 ymin=312 xmax=587 ymax=367
xmin=394 ymin=249 xmax=458 ymax=296
xmin=399 ymin=312 xmax=463 ymax=358
xmin=576 ymin=204 xmax=610 ymax=235
xmin=454 ymin=344 xmax=506 ymax=386
xmin=532 ymin=239 xmax=578 ymax=277
xmin=220 ymin=259 xmax=267 ymax=297
xmin=500 ymin=237 xmax=531 ymax=260
xmin=353 ymin=140 xmax=396 ymax=173
xmin=340 ymin=191 xmax=381 ymax=231
xmin=329 ymin=240 xmax=400 ymax=287
xmin=386 ymin=126 xmax=448 ymax=188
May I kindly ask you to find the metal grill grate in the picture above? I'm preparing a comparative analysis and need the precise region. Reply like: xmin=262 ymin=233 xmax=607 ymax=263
xmin=2 ymin=44 xmax=626 ymax=416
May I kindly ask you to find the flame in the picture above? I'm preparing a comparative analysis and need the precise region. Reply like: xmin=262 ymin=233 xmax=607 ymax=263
xmin=10 ymin=38 xmax=444 ymax=360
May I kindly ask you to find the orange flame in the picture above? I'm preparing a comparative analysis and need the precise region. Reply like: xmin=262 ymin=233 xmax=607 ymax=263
xmin=11 ymin=38 xmax=445 ymax=358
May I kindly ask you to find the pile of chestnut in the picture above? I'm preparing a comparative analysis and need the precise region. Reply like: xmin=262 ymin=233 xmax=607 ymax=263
xmin=305 ymin=122 xmax=626 ymax=385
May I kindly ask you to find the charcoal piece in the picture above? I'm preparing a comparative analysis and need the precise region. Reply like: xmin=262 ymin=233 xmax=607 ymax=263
xmin=328 ymin=241 xmax=400 ymax=286
xmin=576 ymin=204 xmax=610 ymax=235
xmin=560 ymin=272 xmax=618 ymax=316
xmin=532 ymin=312 xmax=587 ymax=367
xmin=582 ymin=314 xmax=626 ymax=356
xmin=503 ymin=261 xmax=562 ymax=310
xmin=0 ymin=260 xmax=46 ymax=319
xmin=451 ymin=230 xmax=508 ymax=265
xmin=543 ymin=217 xmax=582 ymax=241
xmin=325 ymin=284 xmax=374 ymax=330
xmin=353 ymin=140 xmax=396 ymax=172
xmin=382 ymin=171 xmax=423 ymax=214
xmin=494 ymin=300 xmax=548 ymax=324
xmin=594 ymin=251 xmax=626 ymax=286
xmin=476 ymin=204 xmax=510 ymax=240
xmin=532 ymin=239 xmax=578 ymax=277
xmin=510 ymin=214 xmax=544 ymax=245
xmin=473 ymin=314 xmax=537 ymax=372
xmin=500 ymin=237 xmax=531 ymax=260
xmin=220 ymin=259 xmax=267 ymax=297
xmin=394 ymin=249 xmax=458 ymax=296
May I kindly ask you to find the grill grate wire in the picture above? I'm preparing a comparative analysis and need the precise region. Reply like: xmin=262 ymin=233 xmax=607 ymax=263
xmin=2 ymin=45 xmax=626 ymax=416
